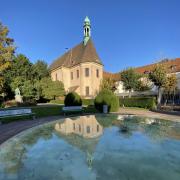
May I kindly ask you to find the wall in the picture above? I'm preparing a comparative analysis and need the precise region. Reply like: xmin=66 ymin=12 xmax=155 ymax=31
xmin=51 ymin=62 xmax=103 ymax=98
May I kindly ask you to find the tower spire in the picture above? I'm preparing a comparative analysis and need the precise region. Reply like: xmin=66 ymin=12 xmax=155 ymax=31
xmin=83 ymin=16 xmax=91 ymax=45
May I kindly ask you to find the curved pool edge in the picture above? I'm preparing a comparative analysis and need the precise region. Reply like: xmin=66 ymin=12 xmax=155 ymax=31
xmin=0 ymin=113 xmax=101 ymax=146
xmin=1 ymin=111 xmax=179 ymax=146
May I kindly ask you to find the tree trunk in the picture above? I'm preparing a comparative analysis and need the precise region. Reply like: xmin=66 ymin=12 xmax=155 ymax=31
xmin=164 ymin=94 xmax=167 ymax=106
xmin=128 ymin=90 xmax=131 ymax=98
xmin=157 ymin=87 xmax=162 ymax=108
xmin=173 ymin=90 xmax=175 ymax=106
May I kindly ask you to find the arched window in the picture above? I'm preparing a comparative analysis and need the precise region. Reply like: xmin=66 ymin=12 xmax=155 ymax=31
xmin=55 ymin=73 xmax=58 ymax=81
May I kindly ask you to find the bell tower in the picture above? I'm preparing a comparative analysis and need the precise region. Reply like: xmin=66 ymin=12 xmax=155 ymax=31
xmin=83 ymin=16 xmax=91 ymax=45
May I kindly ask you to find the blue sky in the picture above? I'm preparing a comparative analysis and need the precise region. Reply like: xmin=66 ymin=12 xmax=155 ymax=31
xmin=0 ymin=0 xmax=180 ymax=73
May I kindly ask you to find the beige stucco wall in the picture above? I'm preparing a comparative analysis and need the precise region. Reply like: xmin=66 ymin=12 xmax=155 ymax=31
xmin=51 ymin=62 xmax=103 ymax=98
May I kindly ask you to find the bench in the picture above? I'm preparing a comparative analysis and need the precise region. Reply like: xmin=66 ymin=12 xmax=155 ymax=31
xmin=62 ymin=106 xmax=83 ymax=115
xmin=0 ymin=108 xmax=36 ymax=123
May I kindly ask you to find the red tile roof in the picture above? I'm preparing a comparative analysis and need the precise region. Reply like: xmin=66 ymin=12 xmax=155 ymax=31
xmin=103 ymin=58 xmax=180 ymax=80
xmin=103 ymin=71 xmax=120 ymax=81
xmin=50 ymin=39 xmax=102 ymax=71
xmin=135 ymin=58 xmax=180 ymax=74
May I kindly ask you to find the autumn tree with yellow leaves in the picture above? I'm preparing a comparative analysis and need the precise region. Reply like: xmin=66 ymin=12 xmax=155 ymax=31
xmin=0 ymin=22 xmax=15 ymax=93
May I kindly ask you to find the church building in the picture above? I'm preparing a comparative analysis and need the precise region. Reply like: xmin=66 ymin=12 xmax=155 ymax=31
xmin=50 ymin=17 xmax=103 ymax=99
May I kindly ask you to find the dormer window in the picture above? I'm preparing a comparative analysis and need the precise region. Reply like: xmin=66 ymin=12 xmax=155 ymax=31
xmin=144 ymin=70 xmax=150 ymax=74
xmin=170 ymin=65 xmax=176 ymax=71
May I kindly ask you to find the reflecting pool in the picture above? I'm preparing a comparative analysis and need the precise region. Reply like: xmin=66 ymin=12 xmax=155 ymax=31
xmin=0 ymin=114 xmax=180 ymax=180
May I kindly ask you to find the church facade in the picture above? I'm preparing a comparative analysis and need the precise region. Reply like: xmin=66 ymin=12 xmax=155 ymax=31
xmin=50 ymin=17 xmax=103 ymax=99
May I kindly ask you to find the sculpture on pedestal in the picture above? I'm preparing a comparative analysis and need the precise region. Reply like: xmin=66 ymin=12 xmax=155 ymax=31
xmin=15 ymin=88 xmax=23 ymax=103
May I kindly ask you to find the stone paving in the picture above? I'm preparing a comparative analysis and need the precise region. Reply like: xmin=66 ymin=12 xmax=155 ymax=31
xmin=118 ymin=108 xmax=180 ymax=122
xmin=0 ymin=116 xmax=63 ymax=145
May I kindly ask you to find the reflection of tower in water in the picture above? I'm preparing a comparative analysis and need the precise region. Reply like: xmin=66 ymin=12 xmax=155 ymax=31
xmin=55 ymin=115 xmax=103 ymax=169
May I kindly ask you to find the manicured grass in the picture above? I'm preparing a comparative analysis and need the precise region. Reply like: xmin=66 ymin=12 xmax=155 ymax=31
xmin=31 ymin=105 xmax=63 ymax=117
xmin=0 ymin=104 xmax=99 ymax=123
xmin=83 ymin=105 xmax=99 ymax=113
xmin=1 ymin=115 xmax=33 ymax=124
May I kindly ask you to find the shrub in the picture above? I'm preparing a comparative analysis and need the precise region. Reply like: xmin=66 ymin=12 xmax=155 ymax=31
xmin=119 ymin=97 xmax=156 ymax=109
xmin=64 ymin=92 xmax=82 ymax=106
xmin=94 ymin=89 xmax=119 ymax=112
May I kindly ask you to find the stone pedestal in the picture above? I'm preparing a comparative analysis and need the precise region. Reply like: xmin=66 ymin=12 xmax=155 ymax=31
xmin=15 ymin=95 xmax=23 ymax=103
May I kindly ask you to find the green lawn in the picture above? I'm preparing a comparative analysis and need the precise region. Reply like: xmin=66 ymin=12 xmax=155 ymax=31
xmin=31 ymin=105 xmax=63 ymax=117
xmin=0 ymin=104 xmax=99 ymax=123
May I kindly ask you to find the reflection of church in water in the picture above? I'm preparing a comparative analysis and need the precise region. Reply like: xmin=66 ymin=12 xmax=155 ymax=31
xmin=55 ymin=115 xmax=103 ymax=169
xmin=55 ymin=115 xmax=103 ymax=138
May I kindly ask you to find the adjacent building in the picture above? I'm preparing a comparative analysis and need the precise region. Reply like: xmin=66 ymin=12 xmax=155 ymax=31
xmin=104 ymin=58 xmax=180 ymax=97
xmin=50 ymin=17 xmax=103 ymax=99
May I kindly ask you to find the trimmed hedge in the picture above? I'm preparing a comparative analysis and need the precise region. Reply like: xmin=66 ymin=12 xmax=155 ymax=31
xmin=64 ymin=92 xmax=82 ymax=106
xmin=51 ymin=98 xmax=94 ymax=106
xmin=94 ymin=89 xmax=119 ymax=112
xmin=119 ymin=97 xmax=156 ymax=109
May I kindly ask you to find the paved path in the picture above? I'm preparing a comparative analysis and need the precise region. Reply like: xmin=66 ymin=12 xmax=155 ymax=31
xmin=0 ymin=116 xmax=63 ymax=145
xmin=118 ymin=108 xmax=180 ymax=122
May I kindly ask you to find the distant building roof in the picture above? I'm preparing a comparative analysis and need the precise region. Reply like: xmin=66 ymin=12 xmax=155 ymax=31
xmin=103 ymin=58 xmax=180 ymax=81
xmin=103 ymin=71 xmax=120 ymax=81
xmin=50 ymin=38 xmax=103 ymax=71
xmin=135 ymin=58 xmax=180 ymax=74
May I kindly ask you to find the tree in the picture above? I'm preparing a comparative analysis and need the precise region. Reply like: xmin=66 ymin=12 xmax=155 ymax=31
xmin=32 ymin=60 xmax=49 ymax=80
xmin=135 ymin=76 xmax=152 ymax=92
xmin=120 ymin=68 xmax=140 ymax=97
xmin=0 ymin=22 xmax=15 ymax=92
xmin=149 ymin=64 xmax=167 ymax=107
xmin=100 ymin=78 xmax=116 ymax=92
xmin=4 ymin=54 xmax=34 ymax=96
xmin=164 ymin=74 xmax=177 ymax=105
xmin=40 ymin=77 xmax=65 ymax=100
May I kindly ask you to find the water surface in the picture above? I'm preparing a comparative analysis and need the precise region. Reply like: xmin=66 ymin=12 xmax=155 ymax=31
xmin=0 ymin=114 xmax=180 ymax=180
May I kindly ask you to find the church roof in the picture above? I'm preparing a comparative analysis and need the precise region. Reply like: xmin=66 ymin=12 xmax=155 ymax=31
xmin=49 ymin=38 xmax=103 ymax=71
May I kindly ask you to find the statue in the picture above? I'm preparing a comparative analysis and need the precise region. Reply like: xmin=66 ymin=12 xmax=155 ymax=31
xmin=15 ymin=88 xmax=23 ymax=103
